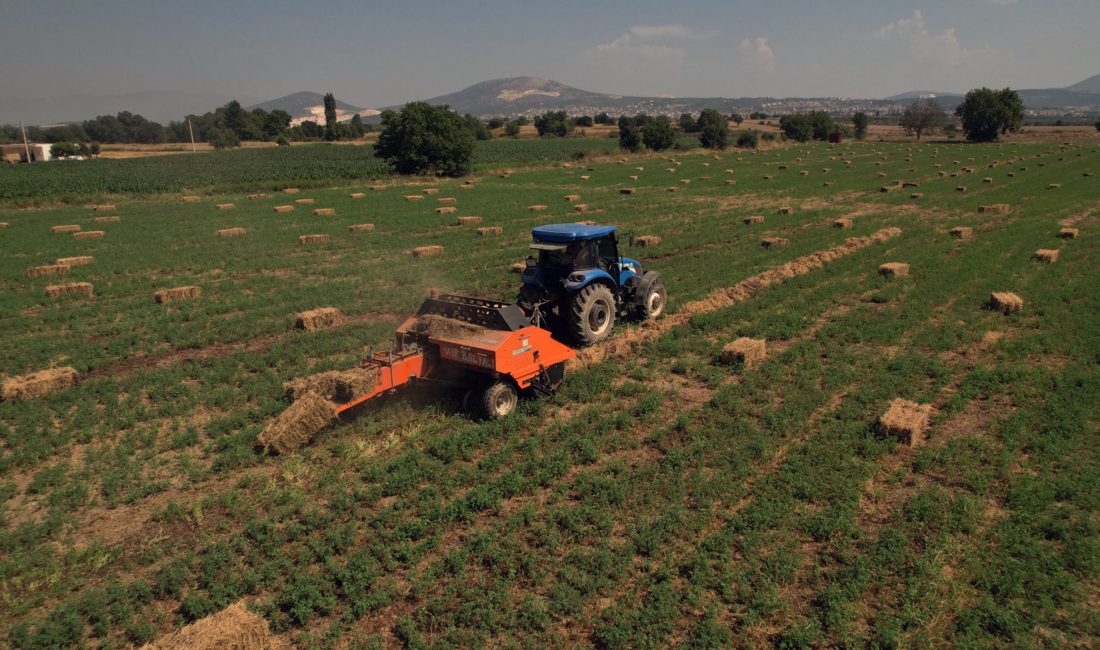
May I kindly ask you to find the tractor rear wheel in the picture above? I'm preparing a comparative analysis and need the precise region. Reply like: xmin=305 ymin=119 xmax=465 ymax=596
xmin=480 ymin=381 xmax=518 ymax=419
xmin=640 ymin=281 xmax=667 ymax=319
xmin=568 ymin=283 xmax=616 ymax=345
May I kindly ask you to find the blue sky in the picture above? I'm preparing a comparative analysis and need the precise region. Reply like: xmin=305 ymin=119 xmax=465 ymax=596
xmin=3 ymin=0 xmax=1098 ymax=106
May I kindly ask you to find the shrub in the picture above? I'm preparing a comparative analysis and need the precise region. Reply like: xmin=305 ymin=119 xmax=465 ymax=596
xmin=735 ymin=130 xmax=759 ymax=149
xmin=207 ymin=127 xmax=240 ymax=150
xmin=534 ymin=111 xmax=572 ymax=138
xmin=504 ymin=121 xmax=521 ymax=138
xmin=853 ymin=112 xmax=868 ymax=140
xmin=900 ymin=98 xmax=946 ymax=139
xmin=697 ymin=109 xmax=729 ymax=149
xmin=641 ymin=116 xmax=676 ymax=151
xmin=618 ymin=115 xmax=642 ymax=152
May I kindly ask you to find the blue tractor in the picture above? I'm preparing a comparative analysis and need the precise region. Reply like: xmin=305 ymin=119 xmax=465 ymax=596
xmin=516 ymin=223 xmax=667 ymax=345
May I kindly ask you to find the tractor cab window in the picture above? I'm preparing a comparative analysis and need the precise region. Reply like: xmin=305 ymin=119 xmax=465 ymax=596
xmin=597 ymin=235 xmax=618 ymax=269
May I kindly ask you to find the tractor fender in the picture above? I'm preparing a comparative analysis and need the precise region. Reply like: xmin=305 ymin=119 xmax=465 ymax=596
xmin=630 ymin=270 xmax=662 ymax=304
xmin=563 ymin=268 xmax=616 ymax=292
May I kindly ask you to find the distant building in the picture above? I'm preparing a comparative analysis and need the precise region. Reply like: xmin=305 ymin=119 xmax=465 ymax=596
xmin=1 ymin=143 xmax=52 ymax=163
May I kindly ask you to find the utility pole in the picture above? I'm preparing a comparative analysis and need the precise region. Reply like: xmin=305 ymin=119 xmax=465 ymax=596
xmin=188 ymin=119 xmax=196 ymax=152
xmin=19 ymin=120 xmax=32 ymax=163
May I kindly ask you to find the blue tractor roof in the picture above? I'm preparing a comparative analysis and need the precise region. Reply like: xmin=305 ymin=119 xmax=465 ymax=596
xmin=531 ymin=223 xmax=618 ymax=243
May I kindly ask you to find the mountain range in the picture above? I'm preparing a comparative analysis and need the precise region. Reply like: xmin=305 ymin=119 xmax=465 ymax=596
xmin=5 ymin=74 xmax=1099 ymax=126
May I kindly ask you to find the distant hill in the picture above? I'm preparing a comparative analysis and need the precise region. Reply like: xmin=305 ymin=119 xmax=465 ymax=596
xmin=1064 ymin=73 xmax=1100 ymax=95
xmin=246 ymin=92 xmax=378 ymax=125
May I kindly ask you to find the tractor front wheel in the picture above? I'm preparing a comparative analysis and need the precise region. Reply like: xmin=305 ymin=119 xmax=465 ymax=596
xmin=640 ymin=281 xmax=667 ymax=320
xmin=480 ymin=381 xmax=518 ymax=419
xmin=568 ymin=283 xmax=616 ymax=345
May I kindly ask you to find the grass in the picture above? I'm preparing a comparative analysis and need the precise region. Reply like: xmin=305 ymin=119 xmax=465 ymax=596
xmin=1 ymin=139 xmax=1098 ymax=648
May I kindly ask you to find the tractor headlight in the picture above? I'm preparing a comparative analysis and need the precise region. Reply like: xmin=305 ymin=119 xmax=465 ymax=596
xmin=568 ymin=273 xmax=585 ymax=283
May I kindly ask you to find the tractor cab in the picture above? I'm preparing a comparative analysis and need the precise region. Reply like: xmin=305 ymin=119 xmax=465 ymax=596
xmin=517 ymin=223 xmax=666 ymax=345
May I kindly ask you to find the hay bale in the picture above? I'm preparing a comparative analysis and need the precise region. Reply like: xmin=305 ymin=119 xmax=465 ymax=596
xmin=140 ymin=601 xmax=289 ymax=650
xmin=311 ymin=208 xmax=335 ymax=217
xmin=27 ymin=264 xmax=70 ymax=278
xmin=436 ymin=206 xmax=457 ymax=214
xmin=457 ymin=216 xmax=482 ymax=226
xmin=283 ymin=368 xmax=378 ymax=402
xmin=564 ymin=194 xmax=581 ymax=202
xmin=436 ymin=198 xmax=456 ymax=205
xmin=283 ymin=188 xmax=300 ymax=194
xmin=619 ymin=188 xmax=636 ymax=195
xmin=248 ymin=193 xmax=269 ymax=200
xmin=216 ymin=203 xmax=236 ymax=210
xmin=1084 ymin=171 xmax=1093 ymax=177
xmin=761 ymin=237 xmax=789 ymax=248
xmin=743 ymin=215 xmax=764 ymax=224
xmin=45 ymin=282 xmax=93 ymax=298
xmin=629 ymin=175 xmax=639 ymax=181
xmin=573 ymin=204 xmax=588 ymax=212
xmin=879 ymin=399 xmax=934 ymax=446
xmin=294 ymin=198 xmax=314 ymax=205
xmin=370 ymin=184 xmax=387 ymax=191
xmin=668 ymin=187 xmax=679 ymax=192
xmin=297 ymin=234 xmax=330 ymax=244
xmin=529 ymin=204 xmax=549 ymax=211
xmin=412 ymin=245 xmax=444 ymax=258
xmin=879 ymin=262 xmax=910 ymax=277
xmin=989 ymin=292 xmax=1023 ymax=314
xmin=405 ymin=195 xmax=424 ymax=201
xmin=777 ymin=206 xmax=794 ymax=215
xmin=422 ymin=188 xmax=440 ymax=195
xmin=94 ymin=215 xmax=120 ymax=224
xmin=1 ymin=367 xmax=78 ymax=402
xmin=217 ymin=227 xmax=246 ymax=237
xmin=950 ymin=227 xmax=973 ymax=239
xmin=762 ymin=175 xmax=773 ymax=180
xmin=155 ymin=286 xmax=201 ymax=304
xmin=983 ymin=177 xmax=993 ymax=184
xmin=57 ymin=256 xmax=94 ymax=266
xmin=477 ymin=226 xmax=502 ymax=236
xmin=679 ymin=179 xmax=691 ymax=184
xmin=719 ymin=337 xmax=766 ymax=368
xmin=295 ymin=307 xmax=344 ymax=331
xmin=73 ymin=230 xmax=104 ymax=239
xmin=833 ymin=218 xmax=853 ymax=229
xmin=877 ymin=172 xmax=887 ymax=178
xmin=1058 ymin=228 xmax=1078 ymax=239
xmin=910 ymin=192 xmax=923 ymax=199
xmin=348 ymin=223 xmax=375 ymax=233
xmin=1048 ymin=183 xmax=1061 ymax=189
xmin=181 ymin=195 xmax=201 ymax=203
xmin=273 ymin=205 xmax=294 ymax=213
xmin=1033 ymin=249 xmax=1059 ymax=263
xmin=51 ymin=224 xmax=81 ymax=233
xmin=978 ymin=204 xmax=1010 ymax=214
xmin=635 ymin=235 xmax=662 ymax=247
xmin=902 ymin=181 xmax=919 ymax=188
xmin=510 ymin=262 xmax=527 ymax=273
xmin=580 ymin=175 xmax=590 ymax=180
xmin=800 ymin=170 xmax=810 ymax=176
xmin=0 ymin=222 xmax=7 ymax=228
xmin=956 ymin=186 xmax=967 ymax=192
xmin=94 ymin=204 xmax=116 ymax=212
xmin=349 ymin=192 xmax=366 ymax=199
xmin=823 ymin=182 xmax=834 ymax=187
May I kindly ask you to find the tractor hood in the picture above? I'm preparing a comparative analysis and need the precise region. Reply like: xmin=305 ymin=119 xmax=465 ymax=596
xmin=531 ymin=223 xmax=617 ymax=243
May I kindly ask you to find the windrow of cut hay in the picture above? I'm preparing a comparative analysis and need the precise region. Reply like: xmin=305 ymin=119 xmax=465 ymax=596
xmin=573 ymin=227 xmax=902 ymax=367
xmin=140 ymin=601 xmax=289 ymax=650
xmin=57 ymin=256 xmax=94 ymax=266
xmin=256 ymin=392 xmax=337 ymax=455
xmin=295 ymin=307 xmax=344 ymax=331
xmin=283 ymin=368 xmax=379 ymax=402
xmin=1 ymin=367 xmax=78 ymax=402
xmin=155 ymin=286 xmax=201 ymax=304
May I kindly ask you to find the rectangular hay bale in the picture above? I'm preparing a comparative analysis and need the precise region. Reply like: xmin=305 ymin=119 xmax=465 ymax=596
xmin=248 ymin=193 xmax=269 ymax=200
xmin=155 ymin=286 xmax=201 ymax=304
xmin=273 ymin=205 xmax=295 ymax=213
xmin=313 ymin=208 xmax=335 ymax=216
xmin=73 ymin=230 xmax=104 ymax=239
xmin=295 ymin=307 xmax=344 ymax=331
xmin=217 ymin=227 xmax=246 ymax=237
xmin=634 ymin=235 xmax=661 ymax=247
xmin=45 ymin=282 xmax=93 ymax=298
xmin=412 ymin=245 xmax=444 ymax=258
xmin=56 ymin=256 xmax=94 ymax=267
xmin=348 ymin=223 xmax=375 ymax=233
xmin=950 ymin=227 xmax=972 ymax=239
xmin=456 ymin=216 xmax=482 ymax=226
xmin=833 ymin=218 xmax=853 ymax=229
xmin=294 ymin=198 xmax=315 ymax=204
xmin=94 ymin=215 xmax=120 ymax=223
xmin=989 ymin=291 xmax=1023 ymax=314
xmin=761 ymin=237 xmax=788 ymax=248
xmin=436 ymin=206 xmax=457 ymax=214
xmin=257 ymin=391 xmax=336 ymax=454
xmin=1033 ymin=249 xmax=1059 ymax=263
xmin=1 ymin=367 xmax=78 ymax=402
xmin=720 ymin=337 xmax=766 ymax=368
xmin=743 ymin=215 xmax=764 ymax=224
xmin=216 ymin=203 xmax=236 ymax=210
xmin=879 ymin=399 xmax=934 ymax=446
xmin=477 ymin=226 xmax=502 ymax=236
xmin=51 ymin=224 xmax=81 ymax=233
xmin=1058 ymin=228 xmax=1078 ymax=239
xmin=879 ymin=262 xmax=910 ymax=277
xmin=94 ymin=204 xmax=116 ymax=212
xmin=298 ymin=234 xmax=330 ymax=244
xmin=27 ymin=264 xmax=70 ymax=278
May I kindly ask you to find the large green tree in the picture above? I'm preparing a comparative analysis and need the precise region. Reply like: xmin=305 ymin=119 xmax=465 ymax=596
xmin=955 ymin=87 xmax=1023 ymax=142
xmin=617 ymin=115 xmax=642 ymax=152
xmin=852 ymin=112 xmax=868 ymax=140
xmin=533 ymin=111 xmax=572 ymax=137
xmin=374 ymin=102 xmax=474 ymax=176
xmin=697 ymin=109 xmax=729 ymax=149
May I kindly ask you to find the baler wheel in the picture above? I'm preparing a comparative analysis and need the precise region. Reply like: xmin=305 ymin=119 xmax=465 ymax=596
xmin=480 ymin=381 xmax=518 ymax=419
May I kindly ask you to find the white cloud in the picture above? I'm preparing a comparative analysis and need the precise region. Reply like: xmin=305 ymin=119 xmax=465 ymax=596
xmin=738 ymin=37 xmax=775 ymax=70
xmin=587 ymin=24 xmax=716 ymax=76
xmin=874 ymin=10 xmax=970 ymax=67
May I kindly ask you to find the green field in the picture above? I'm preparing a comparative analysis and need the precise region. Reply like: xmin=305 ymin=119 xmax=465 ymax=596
xmin=0 ymin=139 xmax=621 ymax=205
xmin=1 ymin=141 xmax=1098 ymax=648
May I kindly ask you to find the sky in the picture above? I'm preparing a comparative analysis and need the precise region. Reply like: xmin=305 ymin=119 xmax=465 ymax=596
xmin=2 ymin=0 xmax=1098 ymax=111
